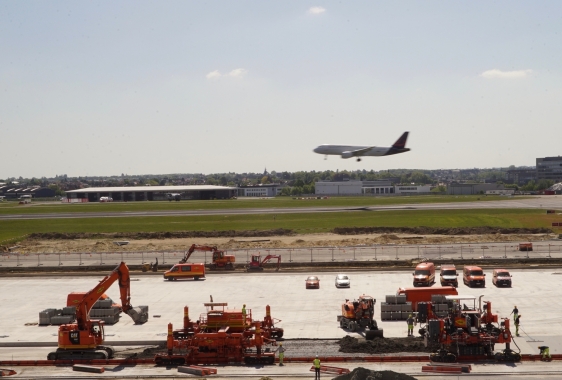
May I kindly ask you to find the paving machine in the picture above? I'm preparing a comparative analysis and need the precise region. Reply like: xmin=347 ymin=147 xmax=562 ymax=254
xmin=47 ymin=262 xmax=148 ymax=360
xmin=338 ymin=294 xmax=384 ymax=339
xmin=421 ymin=295 xmax=521 ymax=363
xmin=179 ymin=244 xmax=235 ymax=270
xmin=155 ymin=302 xmax=279 ymax=366
xmin=246 ymin=254 xmax=281 ymax=272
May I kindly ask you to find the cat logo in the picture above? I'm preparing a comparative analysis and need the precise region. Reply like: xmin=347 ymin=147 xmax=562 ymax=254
xmin=69 ymin=331 xmax=80 ymax=345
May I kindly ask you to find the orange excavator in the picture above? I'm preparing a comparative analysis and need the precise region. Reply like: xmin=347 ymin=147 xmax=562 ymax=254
xmin=246 ymin=254 xmax=281 ymax=272
xmin=338 ymin=294 xmax=384 ymax=339
xmin=47 ymin=262 xmax=148 ymax=360
xmin=179 ymin=244 xmax=235 ymax=270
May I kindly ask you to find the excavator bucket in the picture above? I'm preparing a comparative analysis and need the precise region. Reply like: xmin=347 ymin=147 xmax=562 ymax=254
xmin=365 ymin=329 xmax=384 ymax=340
xmin=127 ymin=307 xmax=149 ymax=324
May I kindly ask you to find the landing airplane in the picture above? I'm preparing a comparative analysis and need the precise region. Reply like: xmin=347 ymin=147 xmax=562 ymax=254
xmin=313 ymin=131 xmax=410 ymax=162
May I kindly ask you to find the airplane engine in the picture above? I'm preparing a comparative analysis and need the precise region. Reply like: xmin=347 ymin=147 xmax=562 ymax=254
xmin=341 ymin=152 xmax=354 ymax=159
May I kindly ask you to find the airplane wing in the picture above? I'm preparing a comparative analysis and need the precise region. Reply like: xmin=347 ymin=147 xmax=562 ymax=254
xmin=346 ymin=146 xmax=376 ymax=157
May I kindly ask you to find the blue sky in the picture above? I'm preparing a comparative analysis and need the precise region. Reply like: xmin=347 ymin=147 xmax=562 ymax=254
xmin=1 ymin=1 xmax=561 ymax=178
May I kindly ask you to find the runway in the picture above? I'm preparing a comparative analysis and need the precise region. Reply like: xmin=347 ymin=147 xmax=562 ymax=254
xmin=0 ymin=196 xmax=560 ymax=220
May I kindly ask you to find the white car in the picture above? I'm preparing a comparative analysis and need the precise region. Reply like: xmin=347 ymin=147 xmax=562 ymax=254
xmin=335 ymin=274 xmax=350 ymax=288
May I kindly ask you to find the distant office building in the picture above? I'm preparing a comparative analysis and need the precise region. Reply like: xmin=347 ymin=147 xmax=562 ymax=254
xmin=394 ymin=185 xmax=433 ymax=194
xmin=315 ymin=181 xmax=394 ymax=195
xmin=506 ymin=169 xmax=536 ymax=185
xmin=536 ymin=156 xmax=562 ymax=182
xmin=237 ymin=184 xmax=286 ymax=197
xmin=447 ymin=183 xmax=505 ymax=195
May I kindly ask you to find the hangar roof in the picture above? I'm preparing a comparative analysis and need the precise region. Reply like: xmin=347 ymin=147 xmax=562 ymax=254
xmin=66 ymin=185 xmax=237 ymax=193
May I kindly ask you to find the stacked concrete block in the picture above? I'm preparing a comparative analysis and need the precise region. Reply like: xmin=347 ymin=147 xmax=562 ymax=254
xmin=62 ymin=306 xmax=76 ymax=316
xmin=381 ymin=295 xmax=411 ymax=320
xmin=431 ymin=295 xmax=447 ymax=304
xmin=39 ymin=309 xmax=57 ymax=325
xmin=51 ymin=315 xmax=75 ymax=325
xmin=93 ymin=299 xmax=113 ymax=309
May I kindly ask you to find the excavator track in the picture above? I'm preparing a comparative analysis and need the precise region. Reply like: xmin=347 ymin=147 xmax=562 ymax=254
xmin=47 ymin=349 xmax=109 ymax=361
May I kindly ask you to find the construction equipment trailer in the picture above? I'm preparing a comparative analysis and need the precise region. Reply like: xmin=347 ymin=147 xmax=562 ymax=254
xmin=246 ymin=254 xmax=281 ymax=271
xmin=422 ymin=295 xmax=521 ymax=363
xmin=338 ymin=294 xmax=384 ymax=339
xmin=47 ymin=262 xmax=148 ymax=360
xmin=179 ymin=244 xmax=235 ymax=270
xmin=155 ymin=302 xmax=280 ymax=366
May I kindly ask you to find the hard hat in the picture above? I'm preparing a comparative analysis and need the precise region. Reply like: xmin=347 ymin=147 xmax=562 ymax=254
xmin=316 ymin=354 xmax=319 ymax=358
xmin=409 ymin=314 xmax=412 ymax=317
xmin=279 ymin=343 xmax=282 ymax=346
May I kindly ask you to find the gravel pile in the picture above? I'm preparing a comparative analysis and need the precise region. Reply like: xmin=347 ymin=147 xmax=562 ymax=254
xmin=334 ymin=367 xmax=417 ymax=380
xmin=337 ymin=336 xmax=433 ymax=355
xmin=333 ymin=226 xmax=551 ymax=235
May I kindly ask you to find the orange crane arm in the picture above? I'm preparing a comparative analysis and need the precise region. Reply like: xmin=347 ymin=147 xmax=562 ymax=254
xmin=75 ymin=262 xmax=133 ymax=330
xmin=261 ymin=255 xmax=281 ymax=270
xmin=180 ymin=244 xmax=219 ymax=263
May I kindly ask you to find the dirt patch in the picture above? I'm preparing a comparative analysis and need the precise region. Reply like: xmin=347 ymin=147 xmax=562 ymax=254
xmin=27 ymin=229 xmax=295 ymax=240
xmin=334 ymin=367 xmax=418 ymax=380
xmin=333 ymin=227 xmax=551 ymax=235
xmin=5 ymin=229 xmax=555 ymax=254
xmin=337 ymin=336 xmax=434 ymax=355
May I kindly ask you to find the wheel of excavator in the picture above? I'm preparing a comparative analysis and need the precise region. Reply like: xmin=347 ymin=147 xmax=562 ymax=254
xmin=226 ymin=263 xmax=234 ymax=270
xmin=370 ymin=319 xmax=378 ymax=330
xmin=244 ymin=356 xmax=255 ymax=365
xmin=274 ymin=330 xmax=284 ymax=339
xmin=47 ymin=352 xmax=57 ymax=361
xmin=349 ymin=321 xmax=357 ymax=332
xmin=340 ymin=318 xmax=346 ymax=328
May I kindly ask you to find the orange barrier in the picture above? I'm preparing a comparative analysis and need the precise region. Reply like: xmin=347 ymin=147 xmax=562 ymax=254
xmin=309 ymin=365 xmax=350 ymax=374
xmin=422 ymin=365 xmax=462 ymax=374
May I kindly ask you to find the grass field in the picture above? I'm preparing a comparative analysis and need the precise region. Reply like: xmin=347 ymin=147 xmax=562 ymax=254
xmin=0 ymin=195 xmax=522 ymax=215
xmin=0 ymin=209 xmax=557 ymax=244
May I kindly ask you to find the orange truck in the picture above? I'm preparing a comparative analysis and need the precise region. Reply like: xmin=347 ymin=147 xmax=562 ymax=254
xmin=397 ymin=286 xmax=458 ymax=311
xmin=164 ymin=263 xmax=206 ymax=281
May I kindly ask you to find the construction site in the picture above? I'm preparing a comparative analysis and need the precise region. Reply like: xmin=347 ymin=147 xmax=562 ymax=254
xmin=2 ymin=231 xmax=562 ymax=379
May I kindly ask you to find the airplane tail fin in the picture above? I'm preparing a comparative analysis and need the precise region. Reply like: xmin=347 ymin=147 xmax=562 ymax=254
xmin=392 ymin=132 xmax=409 ymax=149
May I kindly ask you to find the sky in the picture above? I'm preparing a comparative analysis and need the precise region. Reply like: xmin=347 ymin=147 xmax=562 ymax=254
xmin=1 ymin=1 xmax=561 ymax=178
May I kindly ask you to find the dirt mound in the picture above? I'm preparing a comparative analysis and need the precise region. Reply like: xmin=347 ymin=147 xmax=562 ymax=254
xmin=27 ymin=229 xmax=295 ymax=240
xmin=337 ymin=336 xmax=433 ymax=354
xmin=332 ymin=226 xmax=551 ymax=235
xmin=334 ymin=367 xmax=417 ymax=380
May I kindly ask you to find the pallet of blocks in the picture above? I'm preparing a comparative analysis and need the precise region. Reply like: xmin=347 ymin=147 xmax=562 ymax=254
xmin=380 ymin=295 xmax=412 ymax=321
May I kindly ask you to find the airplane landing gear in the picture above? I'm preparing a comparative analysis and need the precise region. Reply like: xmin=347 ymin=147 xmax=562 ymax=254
xmin=356 ymin=158 xmax=362 ymax=162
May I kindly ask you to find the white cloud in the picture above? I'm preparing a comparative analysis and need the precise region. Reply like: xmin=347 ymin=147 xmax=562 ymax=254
xmin=228 ymin=68 xmax=248 ymax=78
xmin=206 ymin=70 xmax=222 ymax=79
xmin=308 ymin=6 xmax=326 ymax=14
xmin=480 ymin=69 xmax=533 ymax=79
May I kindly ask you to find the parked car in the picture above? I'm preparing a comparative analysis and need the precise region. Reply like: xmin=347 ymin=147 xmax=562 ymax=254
xmin=412 ymin=262 xmax=435 ymax=287
xmin=439 ymin=264 xmax=458 ymax=287
xmin=463 ymin=266 xmax=486 ymax=288
xmin=305 ymin=276 xmax=320 ymax=289
xmin=335 ymin=274 xmax=350 ymax=288
xmin=492 ymin=269 xmax=512 ymax=287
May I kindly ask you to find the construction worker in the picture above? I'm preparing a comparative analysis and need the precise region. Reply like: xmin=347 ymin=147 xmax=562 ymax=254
xmin=242 ymin=304 xmax=247 ymax=325
xmin=510 ymin=305 xmax=519 ymax=321
xmin=539 ymin=346 xmax=551 ymax=361
xmin=514 ymin=314 xmax=521 ymax=337
xmin=275 ymin=343 xmax=285 ymax=366
xmin=313 ymin=355 xmax=321 ymax=379
xmin=407 ymin=314 xmax=415 ymax=336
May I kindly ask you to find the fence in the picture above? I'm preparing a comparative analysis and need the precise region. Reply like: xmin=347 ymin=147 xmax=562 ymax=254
xmin=1 ymin=242 xmax=562 ymax=268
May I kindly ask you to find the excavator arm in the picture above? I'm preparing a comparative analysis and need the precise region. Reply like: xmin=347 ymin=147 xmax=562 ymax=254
xmin=261 ymin=255 xmax=281 ymax=271
xmin=180 ymin=244 xmax=218 ymax=263
xmin=75 ymin=262 xmax=146 ymax=329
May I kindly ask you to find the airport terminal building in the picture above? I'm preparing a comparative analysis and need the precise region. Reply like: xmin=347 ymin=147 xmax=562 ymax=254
xmin=65 ymin=185 xmax=237 ymax=202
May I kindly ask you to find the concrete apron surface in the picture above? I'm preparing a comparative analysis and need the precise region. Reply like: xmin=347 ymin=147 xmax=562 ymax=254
xmin=0 ymin=270 xmax=561 ymax=358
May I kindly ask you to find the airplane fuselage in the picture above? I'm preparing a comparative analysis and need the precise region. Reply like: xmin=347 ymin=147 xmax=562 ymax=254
xmin=313 ymin=132 xmax=410 ymax=160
